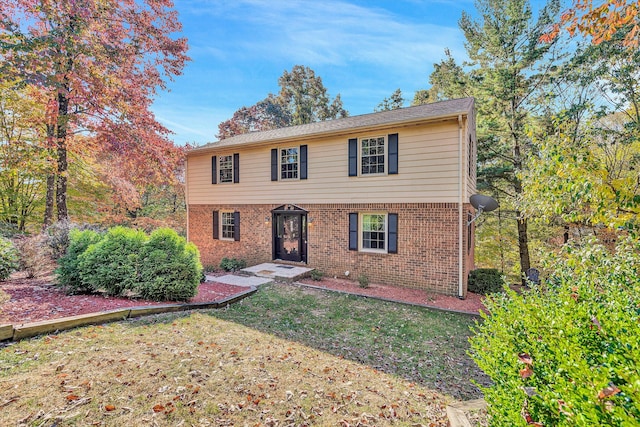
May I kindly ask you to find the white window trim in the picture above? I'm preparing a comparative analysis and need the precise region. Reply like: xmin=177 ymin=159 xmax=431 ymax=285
xmin=220 ymin=210 xmax=235 ymax=241
xmin=218 ymin=154 xmax=234 ymax=184
xmin=279 ymin=147 xmax=300 ymax=181
xmin=359 ymin=212 xmax=388 ymax=254
xmin=359 ymin=135 xmax=388 ymax=177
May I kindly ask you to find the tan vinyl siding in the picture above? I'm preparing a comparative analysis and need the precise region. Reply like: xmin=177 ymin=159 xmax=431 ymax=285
xmin=188 ymin=120 xmax=466 ymax=205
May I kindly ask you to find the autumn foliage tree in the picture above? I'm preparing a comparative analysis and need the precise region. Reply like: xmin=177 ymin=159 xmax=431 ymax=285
xmin=0 ymin=0 xmax=189 ymax=226
xmin=217 ymin=65 xmax=348 ymax=139
xmin=544 ymin=0 xmax=640 ymax=47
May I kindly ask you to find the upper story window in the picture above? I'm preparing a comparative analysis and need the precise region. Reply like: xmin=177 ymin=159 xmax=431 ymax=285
xmin=271 ymin=145 xmax=308 ymax=181
xmin=211 ymin=153 xmax=239 ymax=184
xmin=219 ymin=155 xmax=233 ymax=183
xmin=280 ymin=147 xmax=299 ymax=180
xmin=361 ymin=136 xmax=386 ymax=175
xmin=348 ymin=133 xmax=398 ymax=177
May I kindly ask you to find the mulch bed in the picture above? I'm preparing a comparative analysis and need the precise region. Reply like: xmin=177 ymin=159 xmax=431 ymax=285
xmin=1 ymin=272 xmax=487 ymax=326
xmin=297 ymin=276 xmax=487 ymax=315
xmin=0 ymin=272 xmax=247 ymax=325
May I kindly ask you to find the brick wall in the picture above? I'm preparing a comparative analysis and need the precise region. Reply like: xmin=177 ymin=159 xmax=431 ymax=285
xmin=189 ymin=202 xmax=474 ymax=296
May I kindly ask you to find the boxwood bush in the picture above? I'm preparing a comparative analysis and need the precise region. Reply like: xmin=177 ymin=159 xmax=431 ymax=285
xmin=470 ymin=236 xmax=640 ymax=426
xmin=468 ymin=268 xmax=504 ymax=295
xmin=55 ymin=226 xmax=202 ymax=301
xmin=77 ymin=227 xmax=147 ymax=296
xmin=56 ymin=229 xmax=104 ymax=293
xmin=136 ymin=228 xmax=202 ymax=301
xmin=0 ymin=236 xmax=19 ymax=281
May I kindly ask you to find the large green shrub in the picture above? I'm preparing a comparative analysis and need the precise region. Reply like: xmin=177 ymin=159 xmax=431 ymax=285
xmin=77 ymin=227 xmax=147 ymax=296
xmin=470 ymin=236 xmax=640 ymax=426
xmin=468 ymin=268 xmax=504 ymax=295
xmin=136 ymin=228 xmax=202 ymax=301
xmin=0 ymin=236 xmax=19 ymax=281
xmin=56 ymin=229 xmax=104 ymax=293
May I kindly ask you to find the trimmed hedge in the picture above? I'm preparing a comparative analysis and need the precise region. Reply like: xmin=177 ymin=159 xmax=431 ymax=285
xmin=0 ymin=236 xmax=19 ymax=281
xmin=468 ymin=268 xmax=504 ymax=295
xmin=136 ymin=228 xmax=201 ymax=301
xmin=56 ymin=229 xmax=104 ymax=293
xmin=470 ymin=236 xmax=640 ymax=426
xmin=56 ymin=226 xmax=202 ymax=301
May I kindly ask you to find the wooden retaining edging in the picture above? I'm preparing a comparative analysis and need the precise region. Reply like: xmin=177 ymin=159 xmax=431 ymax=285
xmin=1 ymin=287 xmax=257 ymax=342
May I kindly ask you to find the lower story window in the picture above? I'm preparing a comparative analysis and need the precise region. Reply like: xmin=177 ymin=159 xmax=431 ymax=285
xmin=221 ymin=212 xmax=235 ymax=240
xmin=361 ymin=213 xmax=386 ymax=251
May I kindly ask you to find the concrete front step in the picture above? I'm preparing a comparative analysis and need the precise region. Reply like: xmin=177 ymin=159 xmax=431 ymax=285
xmin=241 ymin=263 xmax=314 ymax=282
xmin=205 ymin=274 xmax=272 ymax=287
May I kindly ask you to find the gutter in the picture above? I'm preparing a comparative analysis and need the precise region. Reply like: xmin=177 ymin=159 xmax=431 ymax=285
xmin=458 ymin=114 xmax=464 ymax=299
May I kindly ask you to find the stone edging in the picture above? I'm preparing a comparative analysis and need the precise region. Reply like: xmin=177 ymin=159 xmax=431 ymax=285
xmin=446 ymin=398 xmax=487 ymax=427
xmin=294 ymin=282 xmax=482 ymax=317
xmin=0 ymin=287 xmax=257 ymax=342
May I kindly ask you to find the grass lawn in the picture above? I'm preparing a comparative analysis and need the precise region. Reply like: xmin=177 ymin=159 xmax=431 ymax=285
xmin=0 ymin=283 xmax=487 ymax=426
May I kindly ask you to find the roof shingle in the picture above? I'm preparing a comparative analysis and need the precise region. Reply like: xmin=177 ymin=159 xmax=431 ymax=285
xmin=189 ymin=97 xmax=474 ymax=153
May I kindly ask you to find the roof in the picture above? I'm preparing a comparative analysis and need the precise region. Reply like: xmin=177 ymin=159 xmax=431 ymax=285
xmin=189 ymin=97 xmax=474 ymax=154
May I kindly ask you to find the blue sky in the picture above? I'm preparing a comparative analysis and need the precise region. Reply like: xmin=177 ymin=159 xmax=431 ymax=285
xmin=152 ymin=0 xmax=477 ymax=146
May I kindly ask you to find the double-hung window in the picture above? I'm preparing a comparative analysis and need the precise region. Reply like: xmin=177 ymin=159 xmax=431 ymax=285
xmin=219 ymin=155 xmax=233 ymax=183
xmin=280 ymin=147 xmax=299 ymax=180
xmin=348 ymin=133 xmax=398 ymax=177
xmin=361 ymin=213 xmax=386 ymax=251
xmin=360 ymin=137 xmax=386 ymax=175
xmin=271 ymin=145 xmax=308 ymax=181
xmin=220 ymin=211 xmax=235 ymax=240
xmin=211 ymin=153 xmax=239 ymax=184
xmin=213 ymin=210 xmax=240 ymax=241
xmin=349 ymin=212 xmax=398 ymax=254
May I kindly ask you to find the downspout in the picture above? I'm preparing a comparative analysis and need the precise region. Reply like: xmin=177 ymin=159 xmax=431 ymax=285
xmin=458 ymin=114 xmax=464 ymax=299
xmin=185 ymin=158 xmax=190 ymax=242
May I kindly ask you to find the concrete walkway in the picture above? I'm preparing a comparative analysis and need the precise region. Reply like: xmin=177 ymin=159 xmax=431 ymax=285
xmin=206 ymin=274 xmax=272 ymax=287
xmin=241 ymin=262 xmax=313 ymax=281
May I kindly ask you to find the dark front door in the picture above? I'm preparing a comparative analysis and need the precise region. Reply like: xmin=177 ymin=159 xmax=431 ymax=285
xmin=273 ymin=212 xmax=307 ymax=262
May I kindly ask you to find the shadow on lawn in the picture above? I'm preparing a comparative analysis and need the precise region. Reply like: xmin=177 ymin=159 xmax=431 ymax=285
xmin=129 ymin=282 xmax=490 ymax=400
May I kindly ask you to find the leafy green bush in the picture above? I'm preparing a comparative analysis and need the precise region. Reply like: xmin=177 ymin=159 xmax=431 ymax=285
xmin=56 ymin=229 xmax=104 ymax=293
xmin=470 ymin=236 xmax=640 ymax=426
xmin=219 ymin=257 xmax=246 ymax=272
xmin=136 ymin=228 xmax=202 ymax=301
xmin=310 ymin=269 xmax=323 ymax=281
xmin=77 ymin=227 xmax=147 ymax=296
xmin=0 ymin=236 xmax=19 ymax=281
xmin=468 ymin=268 xmax=504 ymax=295
xmin=358 ymin=274 xmax=369 ymax=288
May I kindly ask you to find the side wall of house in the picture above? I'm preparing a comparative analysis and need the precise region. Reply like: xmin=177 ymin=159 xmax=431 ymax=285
xmin=189 ymin=202 xmax=474 ymax=296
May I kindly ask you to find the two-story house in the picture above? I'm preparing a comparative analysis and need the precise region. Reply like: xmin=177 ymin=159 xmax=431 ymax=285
xmin=186 ymin=97 xmax=477 ymax=297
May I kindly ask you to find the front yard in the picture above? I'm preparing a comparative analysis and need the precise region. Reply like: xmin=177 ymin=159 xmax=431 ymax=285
xmin=0 ymin=283 xmax=488 ymax=426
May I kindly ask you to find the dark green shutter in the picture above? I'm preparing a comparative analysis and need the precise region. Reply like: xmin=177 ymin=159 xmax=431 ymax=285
xmin=211 ymin=156 xmax=217 ymax=184
xmin=388 ymin=133 xmax=398 ymax=175
xmin=271 ymin=148 xmax=278 ymax=181
xmin=213 ymin=210 xmax=219 ymax=239
xmin=234 ymin=211 xmax=240 ymax=241
xmin=349 ymin=213 xmax=358 ymax=250
xmin=233 ymin=153 xmax=239 ymax=183
xmin=300 ymin=145 xmax=308 ymax=180
xmin=388 ymin=213 xmax=398 ymax=254
xmin=348 ymin=138 xmax=358 ymax=176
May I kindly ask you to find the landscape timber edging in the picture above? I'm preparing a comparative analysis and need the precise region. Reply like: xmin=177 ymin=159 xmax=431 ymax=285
xmin=2 ymin=286 xmax=257 ymax=342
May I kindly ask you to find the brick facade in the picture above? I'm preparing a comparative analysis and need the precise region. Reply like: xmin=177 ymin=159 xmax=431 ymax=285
xmin=189 ymin=202 xmax=475 ymax=297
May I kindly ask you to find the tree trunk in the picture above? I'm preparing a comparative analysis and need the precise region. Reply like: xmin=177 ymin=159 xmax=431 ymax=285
xmin=43 ymin=124 xmax=56 ymax=228
xmin=55 ymin=90 xmax=69 ymax=222
xmin=516 ymin=214 xmax=530 ymax=283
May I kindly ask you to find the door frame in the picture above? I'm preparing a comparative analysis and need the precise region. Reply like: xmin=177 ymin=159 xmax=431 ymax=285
xmin=272 ymin=204 xmax=308 ymax=263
